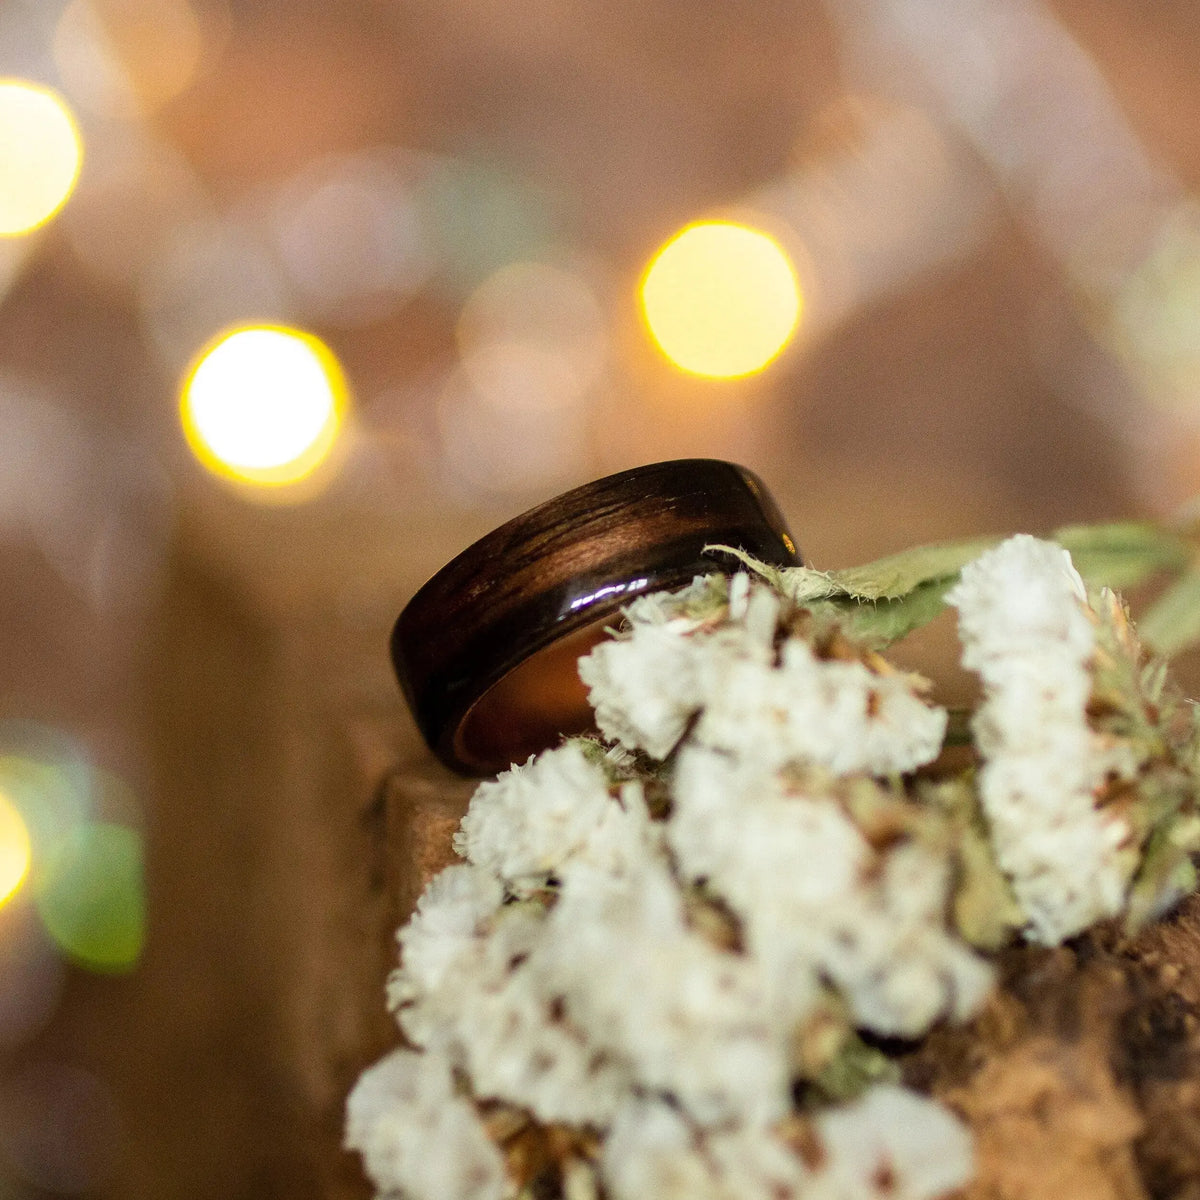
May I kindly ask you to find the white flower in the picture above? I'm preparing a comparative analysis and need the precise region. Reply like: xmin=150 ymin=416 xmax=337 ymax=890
xmin=948 ymin=536 xmax=1131 ymax=943
xmin=669 ymin=747 xmax=867 ymax=907
xmin=578 ymin=574 xmax=778 ymax=761
xmin=582 ymin=572 xmax=945 ymax=775
xmin=579 ymin=620 xmax=708 ymax=758
xmin=599 ymin=1085 xmax=972 ymax=1200
xmin=390 ymin=875 xmax=534 ymax=1048
xmin=950 ymin=535 xmax=1091 ymax=670
xmin=350 ymin=565 xmax=994 ymax=1194
xmin=345 ymin=1048 xmax=507 ymax=1200
xmin=814 ymin=1084 xmax=974 ymax=1200
xmin=396 ymin=789 xmax=678 ymax=1127
xmin=601 ymin=1097 xmax=811 ymax=1200
xmin=454 ymin=743 xmax=615 ymax=886
xmin=693 ymin=639 xmax=946 ymax=777
xmin=387 ymin=863 xmax=503 ymax=1017
xmin=822 ymin=843 xmax=994 ymax=1036
xmin=398 ymin=884 xmax=633 ymax=1126
xmin=670 ymin=747 xmax=993 ymax=1038
xmin=545 ymin=855 xmax=789 ymax=1127
xmin=575 ymin=574 xmax=726 ymax=760
xmin=454 ymin=958 xmax=633 ymax=1126
xmin=558 ymin=778 xmax=662 ymax=878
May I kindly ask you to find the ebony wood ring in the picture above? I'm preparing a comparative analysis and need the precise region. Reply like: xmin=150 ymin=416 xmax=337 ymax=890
xmin=391 ymin=459 xmax=800 ymax=776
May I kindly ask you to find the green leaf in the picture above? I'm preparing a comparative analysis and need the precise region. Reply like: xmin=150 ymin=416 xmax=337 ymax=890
xmin=813 ymin=537 xmax=1001 ymax=601
xmin=1137 ymin=571 xmax=1200 ymax=658
xmin=1050 ymin=521 xmax=1191 ymax=590
xmin=953 ymin=822 xmax=1025 ymax=950
xmin=707 ymin=536 xmax=999 ymax=605
xmin=809 ymin=579 xmax=955 ymax=650
xmin=810 ymin=1032 xmax=900 ymax=1103
xmin=702 ymin=544 xmax=794 ymax=592
xmin=706 ymin=537 xmax=999 ymax=647
xmin=1125 ymin=813 xmax=1200 ymax=931
xmin=710 ymin=521 xmax=1196 ymax=652
xmin=921 ymin=777 xmax=1023 ymax=949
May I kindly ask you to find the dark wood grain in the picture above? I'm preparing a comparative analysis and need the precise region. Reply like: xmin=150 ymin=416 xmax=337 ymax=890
xmin=391 ymin=459 xmax=800 ymax=775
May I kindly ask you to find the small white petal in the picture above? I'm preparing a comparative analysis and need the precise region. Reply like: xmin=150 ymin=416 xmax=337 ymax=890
xmin=815 ymin=1084 xmax=974 ymax=1200
xmin=455 ymin=742 xmax=615 ymax=884
xmin=345 ymin=1048 xmax=507 ymax=1200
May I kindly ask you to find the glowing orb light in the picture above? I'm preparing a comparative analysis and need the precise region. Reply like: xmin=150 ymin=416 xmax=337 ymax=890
xmin=180 ymin=324 xmax=348 ymax=488
xmin=640 ymin=220 xmax=802 ymax=379
xmin=0 ymin=80 xmax=84 ymax=236
xmin=0 ymin=791 xmax=31 ymax=908
xmin=35 ymin=822 xmax=144 ymax=974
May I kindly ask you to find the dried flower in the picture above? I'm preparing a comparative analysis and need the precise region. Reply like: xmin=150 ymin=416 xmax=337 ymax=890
xmin=351 ymin=524 xmax=1200 ymax=1200
xmin=947 ymin=536 xmax=1133 ymax=943
xmin=454 ymin=743 xmax=616 ymax=889
xmin=345 ymin=1047 xmax=507 ymax=1200
xmin=691 ymin=637 xmax=946 ymax=777
xmin=599 ymin=1084 xmax=973 ymax=1200
xmin=670 ymin=746 xmax=992 ymax=1038
xmin=582 ymin=574 xmax=947 ymax=777
xmin=813 ymin=1083 xmax=975 ymax=1200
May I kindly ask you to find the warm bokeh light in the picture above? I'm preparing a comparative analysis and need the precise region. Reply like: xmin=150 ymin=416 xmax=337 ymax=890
xmin=640 ymin=220 xmax=801 ymax=378
xmin=0 ymin=792 xmax=31 ymax=908
xmin=272 ymin=150 xmax=436 ymax=326
xmin=0 ymin=80 xmax=84 ymax=237
xmin=0 ymin=737 xmax=94 ymax=861
xmin=54 ymin=0 xmax=206 ymax=117
xmin=457 ymin=262 xmax=608 ymax=412
xmin=180 ymin=324 xmax=348 ymax=488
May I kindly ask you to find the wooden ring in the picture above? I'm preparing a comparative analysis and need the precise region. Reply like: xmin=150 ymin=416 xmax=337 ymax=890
xmin=391 ymin=459 xmax=800 ymax=775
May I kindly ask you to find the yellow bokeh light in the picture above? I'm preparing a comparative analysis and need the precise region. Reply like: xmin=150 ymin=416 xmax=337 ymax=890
xmin=0 ymin=80 xmax=84 ymax=237
xmin=0 ymin=791 xmax=32 ymax=908
xmin=180 ymin=324 xmax=348 ymax=488
xmin=640 ymin=220 xmax=802 ymax=379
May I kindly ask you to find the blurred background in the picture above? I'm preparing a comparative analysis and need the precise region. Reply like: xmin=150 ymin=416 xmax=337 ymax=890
xmin=2 ymin=0 xmax=1200 ymax=1195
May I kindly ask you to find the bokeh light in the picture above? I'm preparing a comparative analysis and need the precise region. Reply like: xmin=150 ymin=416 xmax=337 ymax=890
xmin=62 ymin=129 xmax=207 ymax=289
xmin=35 ymin=822 xmax=145 ymax=974
xmin=0 ymin=80 xmax=84 ymax=237
xmin=640 ymin=220 xmax=802 ymax=378
xmin=53 ymin=0 xmax=206 ymax=118
xmin=418 ymin=159 xmax=556 ymax=294
xmin=180 ymin=324 xmax=348 ymax=488
xmin=435 ymin=365 xmax=588 ymax=500
xmin=0 ymin=734 xmax=93 ymax=863
xmin=0 ymin=792 xmax=31 ymax=908
xmin=271 ymin=150 xmax=437 ymax=326
xmin=457 ymin=261 xmax=608 ymax=412
xmin=140 ymin=217 xmax=290 ymax=368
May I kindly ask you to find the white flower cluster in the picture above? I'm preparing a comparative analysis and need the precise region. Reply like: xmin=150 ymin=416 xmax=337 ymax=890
xmin=947 ymin=535 xmax=1135 ymax=944
xmin=349 ymin=533 xmax=1200 ymax=1200
xmin=602 ymin=1085 xmax=972 ymax=1200
xmin=350 ymin=573 xmax=987 ymax=1200
xmin=670 ymin=746 xmax=992 ymax=1037
xmin=580 ymin=575 xmax=947 ymax=775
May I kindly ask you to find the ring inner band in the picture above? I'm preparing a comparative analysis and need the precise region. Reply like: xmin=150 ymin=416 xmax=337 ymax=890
xmin=453 ymin=616 xmax=612 ymax=772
